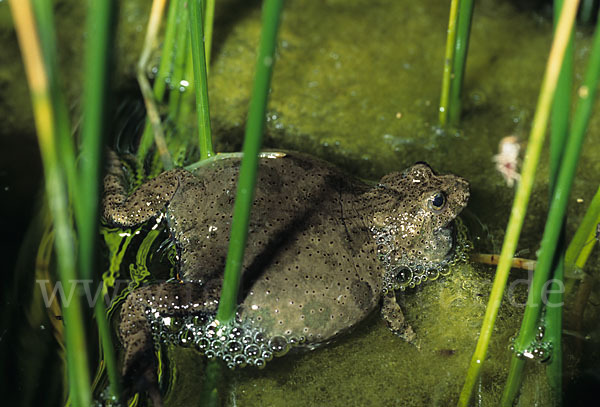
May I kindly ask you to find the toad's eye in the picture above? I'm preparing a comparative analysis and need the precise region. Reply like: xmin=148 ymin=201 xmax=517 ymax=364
xmin=427 ymin=192 xmax=446 ymax=211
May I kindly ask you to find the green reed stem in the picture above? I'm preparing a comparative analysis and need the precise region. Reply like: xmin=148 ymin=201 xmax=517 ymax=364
xmin=80 ymin=0 xmax=114 ymax=281
xmin=189 ymin=0 xmax=214 ymax=159
xmin=154 ymin=0 xmax=180 ymax=102
xmin=167 ymin=1 xmax=190 ymax=122
xmin=80 ymin=0 xmax=121 ymax=400
xmin=545 ymin=0 xmax=573 ymax=400
xmin=502 ymin=3 xmax=600 ymax=405
xmin=138 ymin=0 xmax=183 ymax=163
xmin=551 ymin=0 xmax=573 ymax=185
xmin=448 ymin=0 xmax=474 ymax=125
xmin=204 ymin=0 xmax=216 ymax=70
xmin=31 ymin=0 xmax=79 ymax=217
xmin=137 ymin=124 xmax=155 ymax=165
xmin=439 ymin=0 xmax=459 ymax=126
xmin=137 ymin=0 xmax=172 ymax=170
xmin=545 ymin=258 xmax=564 ymax=405
xmin=178 ymin=46 xmax=196 ymax=128
xmin=579 ymin=0 xmax=596 ymax=23
xmin=8 ymin=1 xmax=92 ymax=405
xmin=457 ymin=1 xmax=580 ymax=405
xmin=565 ymin=185 xmax=600 ymax=276
xmin=216 ymin=0 xmax=284 ymax=323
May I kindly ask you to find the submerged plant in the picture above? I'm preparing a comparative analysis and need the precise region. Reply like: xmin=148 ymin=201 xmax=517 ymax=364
xmin=9 ymin=0 xmax=119 ymax=404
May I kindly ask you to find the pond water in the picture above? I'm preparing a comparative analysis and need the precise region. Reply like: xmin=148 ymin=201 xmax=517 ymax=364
xmin=2 ymin=0 xmax=600 ymax=406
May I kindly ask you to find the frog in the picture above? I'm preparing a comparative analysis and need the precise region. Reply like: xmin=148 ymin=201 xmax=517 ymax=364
xmin=103 ymin=151 xmax=469 ymax=399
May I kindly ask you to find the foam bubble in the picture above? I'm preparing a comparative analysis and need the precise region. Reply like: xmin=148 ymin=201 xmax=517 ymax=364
xmin=375 ymin=218 xmax=471 ymax=293
xmin=509 ymin=323 xmax=553 ymax=364
xmin=147 ymin=311 xmax=298 ymax=369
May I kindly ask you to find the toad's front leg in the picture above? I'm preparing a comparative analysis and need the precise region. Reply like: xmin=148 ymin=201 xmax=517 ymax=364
xmin=102 ymin=150 xmax=189 ymax=227
xmin=381 ymin=292 xmax=416 ymax=343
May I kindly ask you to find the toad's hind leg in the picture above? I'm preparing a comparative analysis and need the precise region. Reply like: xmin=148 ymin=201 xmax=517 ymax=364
xmin=119 ymin=282 xmax=219 ymax=400
xmin=102 ymin=152 xmax=185 ymax=227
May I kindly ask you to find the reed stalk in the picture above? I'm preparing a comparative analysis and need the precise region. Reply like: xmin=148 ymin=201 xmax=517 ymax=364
xmin=439 ymin=0 xmax=460 ymax=126
xmin=31 ymin=0 xmax=78 ymax=214
xmin=204 ymin=0 xmax=216 ymax=70
xmin=138 ymin=0 xmax=188 ymax=162
xmin=502 ymin=3 xmax=600 ymax=404
xmin=137 ymin=0 xmax=172 ymax=169
xmin=79 ymin=0 xmax=120 ymax=399
xmin=565 ymin=185 xmax=600 ymax=276
xmin=216 ymin=0 xmax=285 ymax=323
xmin=544 ymin=0 xmax=573 ymax=399
xmin=448 ymin=0 xmax=474 ymax=125
xmin=550 ymin=0 xmax=574 ymax=185
xmin=178 ymin=47 xmax=196 ymax=130
xmin=8 ymin=1 xmax=92 ymax=405
xmin=545 ymin=250 xmax=564 ymax=404
xmin=177 ymin=3 xmax=202 ymax=128
xmin=189 ymin=0 xmax=214 ymax=159
xmin=167 ymin=0 xmax=190 ymax=123
xmin=579 ymin=0 xmax=597 ymax=23
xmin=154 ymin=0 xmax=181 ymax=102
xmin=457 ymin=1 xmax=580 ymax=405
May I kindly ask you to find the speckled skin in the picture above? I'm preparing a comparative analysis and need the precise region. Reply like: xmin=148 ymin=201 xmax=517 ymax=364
xmin=103 ymin=151 xmax=469 ymax=394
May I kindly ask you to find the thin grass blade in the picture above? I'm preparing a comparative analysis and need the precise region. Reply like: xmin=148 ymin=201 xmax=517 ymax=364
xmin=457 ymin=1 xmax=580 ymax=405
xmin=565 ymin=185 xmax=600 ymax=275
xmin=189 ymin=0 xmax=214 ymax=159
xmin=79 ymin=0 xmax=120 ymax=399
xmin=544 ymin=0 xmax=574 ymax=399
xmin=502 ymin=4 xmax=600 ymax=404
xmin=154 ymin=0 xmax=181 ymax=102
xmin=204 ymin=0 xmax=216 ymax=70
xmin=439 ymin=0 xmax=460 ymax=126
xmin=31 ymin=0 xmax=79 ymax=217
xmin=138 ymin=0 xmax=186 ymax=163
xmin=8 ymin=1 xmax=92 ymax=405
xmin=448 ymin=0 xmax=474 ymax=125
xmin=137 ymin=0 xmax=172 ymax=169
xmin=216 ymin=0 xmax=285 ymax=323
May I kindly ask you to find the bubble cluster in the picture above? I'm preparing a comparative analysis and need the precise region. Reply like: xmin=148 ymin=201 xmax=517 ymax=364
xmin=509 ymin=324 xmax=553 ymax=363
xmin=374 ymin=218 xmax=470 ymax=293
xmin=147 ymin=311 xmax=300 ymax=369
xmin=92 ymin=386 xmax=122 ymax=407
